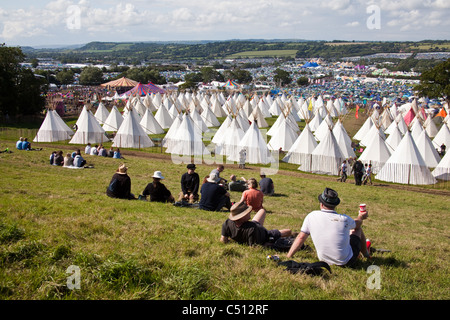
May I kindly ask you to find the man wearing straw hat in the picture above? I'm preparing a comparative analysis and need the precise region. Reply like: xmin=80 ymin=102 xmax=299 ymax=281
xmin=220 ymin=201 xmax=291 ymax=246
xmin=106 ymin=164 xmax=136 ymax=200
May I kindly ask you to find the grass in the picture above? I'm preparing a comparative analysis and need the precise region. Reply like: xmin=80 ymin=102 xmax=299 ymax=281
xmin=0 ymin=112 xmax=449 ymax=301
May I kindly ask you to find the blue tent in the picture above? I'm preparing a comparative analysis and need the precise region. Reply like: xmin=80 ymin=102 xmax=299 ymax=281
xmin=302 ymin=62 xmax=319 ymax=68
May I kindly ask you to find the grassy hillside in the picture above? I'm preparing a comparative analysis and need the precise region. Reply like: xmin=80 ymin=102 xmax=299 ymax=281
xmin=0 ymin=134 xmax=449 ymax=301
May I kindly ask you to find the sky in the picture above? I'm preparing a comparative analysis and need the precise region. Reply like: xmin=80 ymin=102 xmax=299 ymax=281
xmin=1 ymin=0 xmax=450 ymax=47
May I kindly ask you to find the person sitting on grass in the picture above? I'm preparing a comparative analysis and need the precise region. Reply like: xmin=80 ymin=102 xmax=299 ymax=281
xmin=239 ymin=178 xmax=264 ymax=213
xmin=53 ymin=150 xmax=64 ymax=166
xmin=179 ymin=164 xmax=200 ymax=203
xmin=142 ymin=171 xmax=175 ymax=203
xmin=106 ymin=164 xmax=136 ymax=200
xmin=113 ymin=148 xmax=124 ymax=159
xmin=259 ymin=173 xmax=274 ymax=196
xmin=199 ymin=172 xmax=231 ymax=211
xmin=16 ymin=137 xmax=24 ymax=150
xmin=228 ymin=175 xmax=247 ymax=192
xmin=63 ymin=153 xmax=73 ymax=167
xmin=220 ymin=201 xmax=292 ymax=246
xmin=73 ymin=149 xmax=87 ymax=168
xmin=287 ymin=187 xmax=371 ymax=267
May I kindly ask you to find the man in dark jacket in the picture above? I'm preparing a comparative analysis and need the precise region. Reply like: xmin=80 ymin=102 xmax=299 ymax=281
xmin=179 ymin=164 xmax=200 ymax=203
xmin=352 ymin=160 xmax=364 ymax=186
xmin=106 ymin=164 xmax=136 ymax=200
xmin=199 ymin=172 xmax=231 ymax=211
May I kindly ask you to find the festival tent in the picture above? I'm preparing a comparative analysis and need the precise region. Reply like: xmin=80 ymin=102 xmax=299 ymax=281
xmin=154 ymin=104 xmax=174 ymax=129
xmin=101 ymin=77 xmax=138 ymax=89
xmin=313 ymin=114 xmax=334 ymax=142
xmin=139 ymin=108 xmax=165 ymax=134
xmin=133 ymin=98 xmax=147 ymax=118
xmin=410 ymin=118 xmax=424 ymax=142
xmin=308 ymin=113 xmax=322 ymax=132
xmin=146 ymin=82 xmax=166 ymax=94
xmin=235 ymin=113 xmax=250 ymax=132
xmin=282 ymin=124 xmax=317 ymax=171
xmin=267 ymin=117 xmax=299 ymax=152
xmin=376 ymin=131 xmax=437 ymax=185
xmin=302 ymin=61 xmax=319 ymax=68
xmin=212 ymin=115 xmax=233 ymax=146
xmin=309 ymin=129 xmax=345 ymax=176
xmin=403 ymin=107 xmax=416 ymax=126
xmin=223 ymin=79 xmax=240 ymax=90
xmin=211 ymin=99 xmax=227 ymax=117
xmin=333 ymin=120 xmax=356 ymax=159
xmin=217 ymin=118 xmax=246 ymax=161
xmin=432 ymin=123 xmax=450 ymax=149
xmin=112 ymin=108 xmax=154 ymax=149
xmin=201 ymin=105 xmax=220 ymax=127
xmin=124 ymin=83 xmax=153 ymax=96
xmin=162 ymin=114 xmax=183 ymax=148
xmin=143 ymin=94 xmax=157 ymax=112
xmin=164 ymin=113 xmax=210 ymax=157
xmin=415 ymin=130 xmax=441 ymax=168
xmin=69 ymin=107 xmax=108 ymax=145
xmin=33 ymin=110 xmax=73 ymax=142
xmin=360 ymin=124 xmax=386 ymax=147
xmin=102 ymin=105 xmax=124 ymax=132
xmin=385 ymin=125 xmax=403 ymax=153
xmin=248 ymin=106 xmax=269 ymax=128
xmin=94 ymin=102 xmax=110 ymax=125
xmin=190 ymin=107 xmax=209 ymax=133
xmin=237 ymin=121 xmax=275 ymax=164
xmin=358 ymin=132 xmax=391 ymax=174
xmin=423 ymin=115 xmax=439 ymax=138
xmin=432 ymin=151 xmax=450 ymax=180
xmin=353 ymin=116 xmax=373 ymax=141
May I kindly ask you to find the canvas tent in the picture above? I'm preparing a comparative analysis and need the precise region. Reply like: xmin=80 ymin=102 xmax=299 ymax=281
xmin=33 ymin=110 xmax=73 ymax=142
xmin=432 ymin=151 xmax=450 ymax=180
xmin=237 ymin=121 xmax=275 ymax=164
xmin=112 ymin=108 xmax=154 ymax=149
xmin=309 ymin=129 xmax=345 ymax=176
xmin=376 ymin=131 xmax=437 ymax=185
xmin=102 ymin=105 xmax=124 ymax=132
xmin=69 ymin=106 xmax=108 ymax=145
xmin=282 ymin=124 xmax=318 ymax=172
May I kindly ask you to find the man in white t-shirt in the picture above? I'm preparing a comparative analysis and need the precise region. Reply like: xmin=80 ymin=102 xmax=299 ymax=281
xmin=287 ymin=187 xmax=370 ymax=266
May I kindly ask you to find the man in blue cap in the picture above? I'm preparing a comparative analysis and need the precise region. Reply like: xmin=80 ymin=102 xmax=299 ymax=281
xmin=287 ymin=187 xmax=371 ymax=266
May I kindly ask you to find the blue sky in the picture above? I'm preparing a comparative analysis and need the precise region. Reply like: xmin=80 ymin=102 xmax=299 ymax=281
xmin=1 ymin=0 xmax=449 ymax=47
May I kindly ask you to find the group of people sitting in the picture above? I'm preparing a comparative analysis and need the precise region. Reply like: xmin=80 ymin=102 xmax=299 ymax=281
xmin=16 ymin=137 xmax=40 ymax=151
xmin=105 ymin=163 xmax=372 ymax=268
xmin=85 ymin=143 xmax=124 ymax=159
xmin=50 ymin=149 xmax=87 ymax=168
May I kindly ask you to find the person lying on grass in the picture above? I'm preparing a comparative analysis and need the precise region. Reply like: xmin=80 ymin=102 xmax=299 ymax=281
xmin=220 ymin=201 xmax=291 ymax=246
xmin=287 ymin=187 xmax=371 ymax=267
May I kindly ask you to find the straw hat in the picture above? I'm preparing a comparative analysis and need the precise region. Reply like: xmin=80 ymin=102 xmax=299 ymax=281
xmin=118 ymin=164 xmax=128 ymax=174
xmin=152 ymin=171 xmax=164 ymax=179
xmin=229 ymin=201 xmax=252 ymax=221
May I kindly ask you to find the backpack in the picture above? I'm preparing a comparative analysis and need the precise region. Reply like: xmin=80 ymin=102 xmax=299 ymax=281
xmin=278 ymin=260 xmax=331 ymax=276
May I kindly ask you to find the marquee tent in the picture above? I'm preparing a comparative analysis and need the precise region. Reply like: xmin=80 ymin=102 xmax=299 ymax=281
xmin=101 ymin=77 xmax=138 ymax=88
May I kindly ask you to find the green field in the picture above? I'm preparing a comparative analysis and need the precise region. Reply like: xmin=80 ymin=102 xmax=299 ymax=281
xmin=0 ymin=124 xmax=449 ymax=303
xmin=226 ymin=50 xmax=298 ymax=59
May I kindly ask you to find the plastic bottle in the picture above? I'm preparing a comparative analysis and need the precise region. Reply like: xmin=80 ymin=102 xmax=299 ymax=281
xmin=366 ymin=238 xmax=372 ymax=251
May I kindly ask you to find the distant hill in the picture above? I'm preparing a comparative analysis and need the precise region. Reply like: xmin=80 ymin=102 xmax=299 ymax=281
xmin=22 ymin=39 xmax=450 ymax=64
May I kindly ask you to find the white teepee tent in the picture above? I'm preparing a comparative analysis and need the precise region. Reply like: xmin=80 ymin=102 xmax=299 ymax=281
xmin=432 ymin=151 xmax=450 ymax=180
xmin=358 ymin=131 xmax=391 ymax=174
xmin=415 ymin=130 xmax=441 ymax=168
xmin=238 ymin=121 xmax=275 ymax=164
xmin=267 ymin=117 xmax=299 ymax=152
xmin=112 ymin=108 xmax=154 ymax=149
xmin=376 ymin=131 xmax=437 ymax=185
xmin=94 ymin=102 xmax=110 ymax=125
xmin=69 ymin=106 xmax=108 ymax=144
xmin=33 ymin=110 xmax=73 ymax=142
xmin=164 ymin=113 xmax=210 ymax=156
xmin=282 ymin=124 xmax=317 ymax=172
xmin=140 ymin=108 xmax=165 ymax=135
xmin=310 ymin=128 xmax=345 ymax=176
xmin=102 ymin=105 xmax=124 ymax=132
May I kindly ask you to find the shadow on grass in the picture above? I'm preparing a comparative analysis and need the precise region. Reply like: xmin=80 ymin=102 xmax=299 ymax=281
xmin=351 ymin=255 xmax=408 ymax=270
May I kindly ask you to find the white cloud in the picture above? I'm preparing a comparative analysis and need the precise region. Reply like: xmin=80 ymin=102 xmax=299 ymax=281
xmin=346 ymin=21 xmax=360 ymax=27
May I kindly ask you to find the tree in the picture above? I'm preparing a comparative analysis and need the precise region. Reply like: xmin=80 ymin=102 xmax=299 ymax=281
xmin=416 ymin=58 xmax=450 ymax=105
xmin=296 ymin=76 xmax=309 ymax=86
xmin=273 ymin=68 xmax=292 ymax=86
xmin=79 ymin=66 xmax=104 ymax=85
xmin=56 ymin=69 xmax=75 ymax=85
xmin=0 ymin=44 xmax=46 ymax=117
